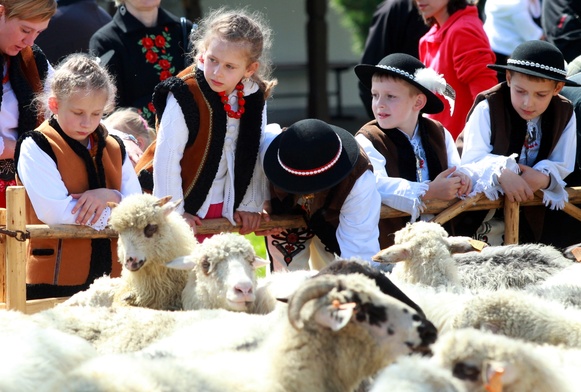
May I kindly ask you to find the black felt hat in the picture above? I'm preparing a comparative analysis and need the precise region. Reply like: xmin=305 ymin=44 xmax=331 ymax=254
xmin=488 ymin=40 xmax=580 ymax=86
xmin=354 ymin=53 xmax=455 ymax=114
xmin=264 ymin=119 xmax=359 ymax=194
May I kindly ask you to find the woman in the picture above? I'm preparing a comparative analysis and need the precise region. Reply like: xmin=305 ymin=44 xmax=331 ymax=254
xmin=416 ymin=0 xmax=497 ymax=140
xmin=0 ymin=0 xmax=56 ymax=207
xmin=89 ymin=0 xmax=192 ymax=127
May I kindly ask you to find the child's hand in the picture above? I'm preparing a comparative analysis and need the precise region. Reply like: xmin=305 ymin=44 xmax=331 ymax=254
xmin=234 ymin=210 xmax=262 ymax=235
xmin=71 ymin=189 xmax=121 ymax=225
xmin=498 ymin=168 xmax=534 ymax=202
xmin=423 ymin=166 xmax=462 ymax=201
xmin=182 ymin=212 xmax=201 ymax=233
xmin=253 ymin=209 xmax=284 ymax=237
xmin=518 ymin=164 xmax=551 ymax=192
xmin=450 ymin=170 xmax=472 ymax=197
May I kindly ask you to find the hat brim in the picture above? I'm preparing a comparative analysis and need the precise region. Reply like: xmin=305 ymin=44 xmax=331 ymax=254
xmin=264 ymin=125 xmax=359 ymax=194
xmin=488 ymin=64 xmax=581 ymax=87
xmin=354 ymin=64 xmax=444 ymax=114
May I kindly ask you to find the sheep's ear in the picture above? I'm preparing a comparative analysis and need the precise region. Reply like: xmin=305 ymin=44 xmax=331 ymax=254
xmin=372 ymin=244 xmax=411 ymax=264
xmin=161 ymin=198 xmax=183 ymax=216
xmin=154 ymin=195 xmax=173 ymax=207
xmin=107 ymin=201 xmax=119 ymax=209
xmin=447 ymin=236 xmax=487 ymax=254
xmin=483 ymin=360 xmax=517 ymax=391
xmin=165 ymin=255 xmax=196 ymax=270
xmin=253 ymin=256 xmax=270 ymax=269
xmin=313 ymin=301 xmax=355 ymax=331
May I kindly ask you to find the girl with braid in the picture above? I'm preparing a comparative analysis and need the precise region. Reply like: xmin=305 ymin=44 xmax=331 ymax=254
xmin=15 ymin=53 xmax=141 ymax=299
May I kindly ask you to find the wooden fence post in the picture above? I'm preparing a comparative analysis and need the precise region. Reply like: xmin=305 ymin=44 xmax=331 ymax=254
xmin=5 ymin=186 xmax=27 ymax=312
xmin=504 ymin=197 xmax=519 ymax=244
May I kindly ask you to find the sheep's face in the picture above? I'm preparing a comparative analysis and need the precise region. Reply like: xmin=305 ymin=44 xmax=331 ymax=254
xmin=290 ymin=274 xmax=437 ymax=366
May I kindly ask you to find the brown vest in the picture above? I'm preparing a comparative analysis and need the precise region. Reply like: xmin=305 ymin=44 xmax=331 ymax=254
xmin=20 ymin=120 xmax=123 ymax=294
xmin=356 ymin=118 xmax=449 ymax=248
xmin=271 ymin=148 xmax=373 ymax=255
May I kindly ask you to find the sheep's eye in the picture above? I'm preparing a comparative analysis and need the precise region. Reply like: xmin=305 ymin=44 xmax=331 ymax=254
xmin=144 ymin=224 xmax=158 ymax=238
xmin=201 ymin=258 xmax=211 ymax=274
xmin=452 ymin=362 xmax=480 ymax=381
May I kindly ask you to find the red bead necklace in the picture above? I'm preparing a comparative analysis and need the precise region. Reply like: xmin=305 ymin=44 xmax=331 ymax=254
xmin=218 ymin=82 xmax=245 ymax=119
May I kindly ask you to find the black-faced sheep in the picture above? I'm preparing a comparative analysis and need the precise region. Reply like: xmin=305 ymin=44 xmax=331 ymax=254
xmin=0 ymin=310 xmax=97 ymax=392
xmin=64 ymin=194 xmax=197 ymax=310
xmin=431 ymin=328 xmax=581 ymax=392
xmin=46 ymin=273 xmax=437 ymax=392
xmin=166 ymin=232 xmax=268 ymax=313
xmin=373 ymin=221 xmax=574 ymax=291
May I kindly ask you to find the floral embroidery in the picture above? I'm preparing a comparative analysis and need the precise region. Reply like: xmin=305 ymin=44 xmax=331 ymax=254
xmin=138 ymin=27 xmax=178 ymax=123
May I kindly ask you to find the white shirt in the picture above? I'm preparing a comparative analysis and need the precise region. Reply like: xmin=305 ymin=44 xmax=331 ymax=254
xmin=355 ymin=122 xmax=471 ymax=221
xmin=17 ymin=135 xmax=142 ymax=230
xmin=152 ymin=76 xmax=268 ymax=225
xmin=461 ymin=99 xmax=576 ymax=209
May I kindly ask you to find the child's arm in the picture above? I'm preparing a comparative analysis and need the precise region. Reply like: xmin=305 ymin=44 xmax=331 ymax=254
xmin=497 ymin=168 xmax=534 ymax=203
xmin=422 ymin=166 xmax=463 ymax=200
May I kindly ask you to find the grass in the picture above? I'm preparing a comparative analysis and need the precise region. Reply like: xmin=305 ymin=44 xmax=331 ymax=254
xmin=245 ymin=233 xmax=268 ymax=278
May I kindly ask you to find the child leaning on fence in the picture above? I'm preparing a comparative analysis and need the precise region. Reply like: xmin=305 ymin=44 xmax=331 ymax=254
xmin=135 ymin=7 xmax=277 ymax=243
xmin=14 ymin=53 xmax=142 ymax=300
xmin=457 ymin=40 xmax=580 ymax=245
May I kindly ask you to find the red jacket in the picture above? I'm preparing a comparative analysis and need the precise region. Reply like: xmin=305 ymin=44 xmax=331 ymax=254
xmin=419 ymin=6 xmax=497 ymax=140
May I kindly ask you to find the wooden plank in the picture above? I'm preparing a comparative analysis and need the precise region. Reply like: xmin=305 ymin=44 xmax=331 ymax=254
xmin=5 ymin=187 xmax=27 ymax=312
xmin=504 ymin=199 xmax=520 ymax=244
xmin=25 ymin=297 xmax=67 ymax=314
xmin=430 ymin=193 xmax=485 ymax=224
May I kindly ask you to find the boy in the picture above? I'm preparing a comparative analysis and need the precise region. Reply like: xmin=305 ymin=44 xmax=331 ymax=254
xmin=459 ymin=40 xmax=579 ymax=244
xmin=354 ymin=53 xmax=473 ymax=248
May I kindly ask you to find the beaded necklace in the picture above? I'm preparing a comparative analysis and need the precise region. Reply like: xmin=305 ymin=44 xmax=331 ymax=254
xmin=218 ymin=82 xmax=245 ymax=119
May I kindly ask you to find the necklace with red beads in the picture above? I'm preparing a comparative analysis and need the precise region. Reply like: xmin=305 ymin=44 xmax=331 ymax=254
xmin=218 ymin=82 xmax=245 ymax=119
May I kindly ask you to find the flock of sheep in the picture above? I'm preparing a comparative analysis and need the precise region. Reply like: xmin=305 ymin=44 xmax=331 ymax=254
xmin=2 ymin=193 xmax=581 ymax=391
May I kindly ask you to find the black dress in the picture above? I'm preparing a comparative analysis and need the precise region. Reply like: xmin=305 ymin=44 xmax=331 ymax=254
xmin=89 ymin=7 xmax=192 ymax=126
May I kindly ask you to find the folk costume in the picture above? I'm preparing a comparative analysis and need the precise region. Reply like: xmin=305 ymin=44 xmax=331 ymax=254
xmin=89 ymin=6 xmax=192 ymax=126
xmin=459 ymin=40 xmax=579 ymax=244
xmin=263 ymin=119 xmax=381 ymax=272
xmin=136 ymin=64 xmax=267 ymax=238
xmin=0 ymin=45 xmax=50 ymax=207
xmin=419 ymin=5 xmax=498 ymax=139
xmin=354 ymin=53 xmax=470 ymax=248
xmin=15 ymin=117 xmax=142 ymax=299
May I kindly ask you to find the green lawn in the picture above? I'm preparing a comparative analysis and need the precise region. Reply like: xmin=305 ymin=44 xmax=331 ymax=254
xmin=245 ymin=233 xmax=268 ymax=278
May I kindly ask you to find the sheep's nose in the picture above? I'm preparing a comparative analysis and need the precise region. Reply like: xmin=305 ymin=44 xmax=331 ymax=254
xmin=125 ymin=257 xmax=145 ymax=271
xmin=234 ymin=282 xmax=253 ymax=296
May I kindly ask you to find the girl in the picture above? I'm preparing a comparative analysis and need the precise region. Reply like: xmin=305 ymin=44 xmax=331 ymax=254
xmin=15 ymin=53 xmax=142 ymax=299
xmin=136 ymin=7 xmax=277 ymax=241
xmin=415 ymin=0 xmax=497 ymax=139
xmin=0 ymin=0 xmax=56 ymax=207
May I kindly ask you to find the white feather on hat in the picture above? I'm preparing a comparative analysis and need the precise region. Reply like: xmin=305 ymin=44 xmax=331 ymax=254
xmin=414 ymin=67 xmax=456 ymax=115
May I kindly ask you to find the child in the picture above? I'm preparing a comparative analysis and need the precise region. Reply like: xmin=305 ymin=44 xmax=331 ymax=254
xmin=14 ymin=53 xmax=142 ymax=299
xmin=354 ymin=53 xmax=473 ymax=248
xmin=459 ymin=40 xmax=579 ymax=244
xmin=136 ymin=7 xmax=277 ymax=242
xmin=104 ymin=107 xmax=155 ymax=167
xmin=263 ymin=119 xmax=382 ymax=271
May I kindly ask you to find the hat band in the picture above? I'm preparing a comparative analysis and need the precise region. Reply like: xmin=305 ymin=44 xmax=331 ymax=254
xmin=507 ymin=59 xmax=567 ymax=76
xmin=277 ymin=133 xmax=343 ymax=176
xmin=376 ymin=65 xmax=414 ymax=81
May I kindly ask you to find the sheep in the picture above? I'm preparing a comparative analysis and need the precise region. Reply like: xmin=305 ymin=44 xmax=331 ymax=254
xmin=431 ymin=328 xmax=581 ymax=392
xmin=373 ymin=221 xmax=574 ymax=291
xmin=46 ymin=273 xmax=438 ymax=392
xmin=63 ymin=193 xmax=197 ymax=310
xmin=165 ymin=232 xmax=269 ymax=313
xmin=369 ymin=355 xmax=467 ymax=392
xmin=0 ymin=310 xmax=97 ymax=392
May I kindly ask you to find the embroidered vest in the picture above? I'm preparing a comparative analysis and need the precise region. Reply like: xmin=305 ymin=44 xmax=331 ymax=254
xmin=135 ymin=66 xmax=264 ymax=215
xmin=270 ymin=148 xmax=373 ymax=255
xmin=356 ymin=117 xmax=449 ymax=248
xmin=15 ymin=119 xmax=124 ymax=299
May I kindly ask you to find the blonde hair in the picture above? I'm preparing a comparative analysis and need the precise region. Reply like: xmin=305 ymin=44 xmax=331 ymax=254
xmin=191 ymin=7 xmax=277 ymax=98
xmin=37 ymin=53 xmax=117 ymax=115
xmin=103 ymin=107 xmax=155 ymax=149
xmin=372 ymin=73 xmax=423 ymax=97
xmin=0 ymin=0 xmax=56 ymax=21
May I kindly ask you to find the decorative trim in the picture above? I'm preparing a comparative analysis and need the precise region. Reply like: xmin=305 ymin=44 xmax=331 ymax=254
xmin=277 ymin=133 xmax=342 ymax=176
xmin=376 ymin=65 xmax=414 ymax=80
xmin=507 ymin=59 xmax=567 ymax=76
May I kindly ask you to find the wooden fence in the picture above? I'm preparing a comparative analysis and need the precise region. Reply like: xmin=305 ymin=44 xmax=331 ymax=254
xmin=2 ymin=185 xmax=581 ymax=314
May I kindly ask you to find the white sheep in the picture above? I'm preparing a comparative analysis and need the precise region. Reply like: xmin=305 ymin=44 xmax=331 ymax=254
xmin=369 ymin=355 xmax=467 ymax=392
xmin=64 ymin=193 xmax=197 ymax=310
xmin=165 ymin=232 xmax=269 ymax=313
xmin=0 ymin=310 xmax=96 ymax=392
xmin=431 ymin=328 xmax=581 ymax=392
xmin=46 ymin=273 xmax=437 ymax=392
xmin=373 ymin=221 xmax=573 ymax=291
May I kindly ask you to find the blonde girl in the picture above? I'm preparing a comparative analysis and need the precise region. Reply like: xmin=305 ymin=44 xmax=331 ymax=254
xmin=136 ymin=7 xmax=277 ymax=241
xmin=15 ymin=53 xmax=142 ymax=299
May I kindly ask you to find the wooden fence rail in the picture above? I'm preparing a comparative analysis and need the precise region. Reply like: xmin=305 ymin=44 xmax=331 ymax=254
xmin=2 ymin=185 xmax=581 ymax=314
